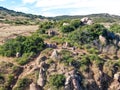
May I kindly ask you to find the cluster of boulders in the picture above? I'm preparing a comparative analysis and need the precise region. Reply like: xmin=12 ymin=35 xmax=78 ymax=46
xmin=99 ymin=29 xmax=120 ymax=55
xmin=81 ymin=17 xmax=93 ymax=25
xmin=29 ymin=56 xmax=47 ymax=90
xmin=65 ymin=70 xmax=82 ymax=90
xmin=37 ymin=61 xmax=47 ymax=87
xmin=45 ymin=43 xmax=57 ymax=48
xmin=29 ymin=48 xmax=120 ymax=90
xmin=109 ymin=72 xmax=120 ymax=90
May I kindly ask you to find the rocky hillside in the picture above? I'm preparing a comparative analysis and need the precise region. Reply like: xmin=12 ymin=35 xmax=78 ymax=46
xmin=0 ymin=7 xmax=120 ymax=90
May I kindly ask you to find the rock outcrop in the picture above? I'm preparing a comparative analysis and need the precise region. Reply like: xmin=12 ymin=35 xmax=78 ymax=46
xmin=109 ymin=72 xmax=120 ymax=90
xmin=81 ymin=17 xmax=93 ymax=25
xmin=65 ymin=70 xmax=82 ymax=90
xmin=37 ymin=61 xmax=47 ymax=87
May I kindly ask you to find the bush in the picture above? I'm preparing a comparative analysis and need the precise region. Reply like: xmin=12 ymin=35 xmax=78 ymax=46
xmin=49 ymin=74 xmax=65 ymax=88
xmin=59 ymin=50 xmax=74 ymax=65
xmin=39 ymin=21 xmax=54 ymax=29
xmin=0 ymin=39 xmax=22 ymax=57
xmin=68 ymin=24 xmax=107 ymax=45
xmin=14 ymin=78 xmax=31 ymax=90
xmin=61 ymin=25 xmax=75 ymax=33
xmin=6 ymin=74 xmax=14 ymax=87
xmin=88 ymin=54 xmax=104 ymax=67
xmin=110 ymin=23 xmax=120 ymax=33
xmin=16 ymin=52 xmax=34 ymax=65
xmin=87 ymin=48 xmax=99 ymax=54
xmin=70 ymin=19 xmax=82 ymax=28
xmin=0 ymin=35 xmax=45 ymax=57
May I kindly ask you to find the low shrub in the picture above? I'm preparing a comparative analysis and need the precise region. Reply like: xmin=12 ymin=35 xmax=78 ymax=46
xmin=49 ymin=74 xmax=65 ymax=88
xmin=16 ymin=52 xmax=34 ymax=65
xmin=14 ymin=78 xmax=31 ymax=90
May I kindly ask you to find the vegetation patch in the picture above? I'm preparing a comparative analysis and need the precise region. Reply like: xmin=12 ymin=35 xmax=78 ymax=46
xmin=49 ymin=74 xmax=65 ymax=88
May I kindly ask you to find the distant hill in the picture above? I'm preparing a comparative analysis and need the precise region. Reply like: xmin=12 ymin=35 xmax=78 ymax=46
xmin=1 ymin=6 xmax=120 ymax=24
xmin=50 ymin=13 xmax=120 ymax=23
xmin=0 ymin=6 xmax=46 ymax=25
xmin=0 ymin=6 xmax=45 ymax=19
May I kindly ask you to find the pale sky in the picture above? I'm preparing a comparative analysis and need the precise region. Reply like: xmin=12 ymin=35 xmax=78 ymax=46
xmin=0 ymin=0 xmax=120 ymax=17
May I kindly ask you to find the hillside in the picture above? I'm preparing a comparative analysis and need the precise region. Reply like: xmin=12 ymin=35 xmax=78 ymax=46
xmin=0 ymin=7 xmax=120 ymax=90
xmin=0 ymin=6 xmax=46 ymax=25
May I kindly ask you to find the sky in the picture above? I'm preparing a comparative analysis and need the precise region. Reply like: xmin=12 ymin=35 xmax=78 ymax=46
xmin=0 ymin=0 xmax=120 ymax=17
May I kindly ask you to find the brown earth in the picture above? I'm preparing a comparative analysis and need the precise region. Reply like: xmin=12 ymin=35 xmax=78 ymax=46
xmin=0 ymin=23 xmax=38 ymax=45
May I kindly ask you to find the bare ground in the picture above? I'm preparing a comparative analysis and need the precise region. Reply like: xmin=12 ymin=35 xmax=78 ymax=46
xmin=0 ymin=23 xmax=39 ymax=45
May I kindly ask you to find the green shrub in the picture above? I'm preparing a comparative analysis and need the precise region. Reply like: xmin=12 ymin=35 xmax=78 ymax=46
xmin=5 ymin=74 xmax=14 ymax=87
xmin=0 ymin=35 xmax=45 ymax=57
xmin=51 ymin=36 xmax=65 ymax=44
xmin=110 ymin=23 xmax=120 ymax=33
xmin=14 ymin=78 xmax=31 ymax=90
xmin=0 ymin=74 xmax=5 ymax=84
xmin=70 ymin=19 xmax=82 ymax=28
xmin=59 ymin=50 xmax=74 ymax=65
xmin=61 ymin=25 xmax=75 ymax=33
xmin=87 ymin=48 xmax=99 ymax=54
xmin=16 ymin=52 xmax=34 ymax=65
xmin=68 ymin=24 xmax=107 ymax=45
xmin=49 ymin=74 xmax=65 ymax=88
xmin=39 ymin=21 xmax=54 ymax=29
xmin=89 ymin=54 xmax=104 ymax=66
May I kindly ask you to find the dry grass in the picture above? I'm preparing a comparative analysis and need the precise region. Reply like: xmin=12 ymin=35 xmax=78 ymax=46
xmin=0 ymin=23 xmax=39 ymax=45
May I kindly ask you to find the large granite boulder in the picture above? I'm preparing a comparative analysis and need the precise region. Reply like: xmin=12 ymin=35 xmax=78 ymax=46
xmin=37 ymin=68 xmax=46 ymax=87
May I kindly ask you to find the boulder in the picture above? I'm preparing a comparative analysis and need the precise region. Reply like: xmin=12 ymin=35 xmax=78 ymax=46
xmin=16 ymin=52 xmax=21 ymax=58
xmin=81 ymin=17 xmax=93 ymax=25
xmin=50 ymin=49 xmax=58 ymax=60
xmin=65 ymin=70 xmax=82 ymax=90
xmin=114 ymin=72 xmax=120 ymax=80
xmin=29 ymin=82 xmax=41 ymax=90
xmin=63 ymin=23 xmax=70 ymax=26
xmin=109 ymin=72 xmax=120 ymax=90
xmin=37 ymin=68 xmax=46 ymax=87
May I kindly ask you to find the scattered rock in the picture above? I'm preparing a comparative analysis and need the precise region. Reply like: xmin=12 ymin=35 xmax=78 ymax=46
xmin=63 ymin=23 xmax=70 ymax=26
xmin=16 ymin=52 xmax=21 ymax=58
xmin=65 ymin=70 xmax=82 ymax=90
xmin=29 ymin=82 xmax=41 ymax=90
xmin=109 ymin=72 xmax=120 ymax=90
xmin=50 ymin=49 xmax=58 ymax=60
xmin=114 ymin=72 xmax=120 ymax=80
